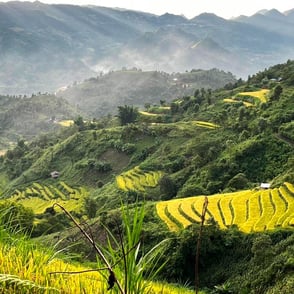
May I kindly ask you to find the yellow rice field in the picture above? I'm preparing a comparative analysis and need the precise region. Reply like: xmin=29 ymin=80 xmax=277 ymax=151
xmin=4 ymin=182 xmax=87 ymax=215
xmin=57 ymin=120 xmax=74 ymax=127
xmin=238 ymin=89 xmax=270 ymax=103
xmin=116 ymin=166 xmax=163 ymax=192
xmin=224 ymin=88 xmax=270 ymax=107
xmin=156 ymin=183 xmax=294 ymax=233
xmin=0 ymin=241 xmax=194 ymax=294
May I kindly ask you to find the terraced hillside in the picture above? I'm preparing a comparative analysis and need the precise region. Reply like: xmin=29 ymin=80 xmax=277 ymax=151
xmin=156 ymin=182 xmax=294 ymax=233
xmin=224 ymin=89 xmax=270 ymax=107
xmin=116 ymin=166 xmax=163 ymax=192
xmin=6 ymin=181 xmax=87 ymax=215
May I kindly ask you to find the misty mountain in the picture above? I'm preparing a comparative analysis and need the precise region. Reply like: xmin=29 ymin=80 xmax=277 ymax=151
xmin=1 ymin=1 xmax=294 ymax=94
xmin=0 ymin=93 xmax=78 ymax=148
xmin=57 ymin=68 xmax=236 ymax=118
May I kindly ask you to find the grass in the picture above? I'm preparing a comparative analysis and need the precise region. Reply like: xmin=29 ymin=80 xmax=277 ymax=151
xmin=193 ymin=121 xmax=220 ymax=129
xmin=0 ymin=204 xmax=195 ymax=294
xmin=156 ymin=183 xmax=294 ymax=233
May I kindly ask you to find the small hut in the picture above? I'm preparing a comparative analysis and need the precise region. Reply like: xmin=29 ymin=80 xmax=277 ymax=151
xmin=50 ymin=171 xmax=60 ymax=179
xmin=260 ymin=183 xmax=271 ymax=189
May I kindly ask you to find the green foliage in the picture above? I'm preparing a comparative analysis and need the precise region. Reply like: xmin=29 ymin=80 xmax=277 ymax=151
xmin=159 ymin=223 xmax=294 ymax=292
xmin=0 ymin=201 xmax=34 ymax=234
xmin=227 ymin=173 xmax=249 ymax=191
xmin=270 ymin=85 xmax=283 ymax=101
xmin=0 ymin=94 xmax=78 ymax=149
xmin=117 ymin=105 xmax=139 ymax=125
xmin=60 ymin=69 xmax=236 ymax=118
xmin=0 ymin=60 xmax=294 ymax=293
xmin=159 ymin=175 xmax=177 ymax=200
xmin=83 ymin=195 xmax=98 ymax=219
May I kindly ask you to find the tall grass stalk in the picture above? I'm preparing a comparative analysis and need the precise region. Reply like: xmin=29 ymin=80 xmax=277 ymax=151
xmin=195 ymin=196 xmax=208 ymax=294
xmin=112 ymin=201 xmax=168 ymax=294
xmin=54 ymin=201 xmax=167 ymax=293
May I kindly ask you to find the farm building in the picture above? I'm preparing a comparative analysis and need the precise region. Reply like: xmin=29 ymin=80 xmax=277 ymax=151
xmin=50 ymin=171 xmax=60 ymax=179
xmin=260 ymin=183 xmax=271 ymax=189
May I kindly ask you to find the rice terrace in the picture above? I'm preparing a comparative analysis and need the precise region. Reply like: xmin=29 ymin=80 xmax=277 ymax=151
xmin=0 ymin=2 xmax=294 ymax=292
xmin=156 ymin=182 xmax=294 ymax=232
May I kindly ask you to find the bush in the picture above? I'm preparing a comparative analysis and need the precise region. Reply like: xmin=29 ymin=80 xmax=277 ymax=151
xmin=159 ymin=175 xmax=177 ymax=200
xmin=227 ymin=173 xmax=249 ymax=190
xmin=0 ymin=201 xmax=34 ymax=233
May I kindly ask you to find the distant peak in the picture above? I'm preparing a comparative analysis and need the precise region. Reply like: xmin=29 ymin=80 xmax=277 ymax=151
xmin=257 ymin=8 xmax=285 ymax=18
xmin=191 ymin=12 xmax=226 ymax=23
xmin=158 ymin=12 xmax=187 ymax=22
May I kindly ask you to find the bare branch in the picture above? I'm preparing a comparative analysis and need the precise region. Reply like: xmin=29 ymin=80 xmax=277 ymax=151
xmin=195 ymin=196 xmax=208 ymax=294
xmin=49 ymin=268 xmax=108 ymax=275
xmin=53 ymin=203 xmax=125 ymax=294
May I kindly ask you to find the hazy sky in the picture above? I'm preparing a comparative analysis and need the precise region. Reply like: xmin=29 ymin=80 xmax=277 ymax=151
xmin=2 ymin=0 xmax=294 ymax=19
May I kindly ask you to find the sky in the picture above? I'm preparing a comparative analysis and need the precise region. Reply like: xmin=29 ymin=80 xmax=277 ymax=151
xmin=2 ymin=0 xmax=294 ymax=19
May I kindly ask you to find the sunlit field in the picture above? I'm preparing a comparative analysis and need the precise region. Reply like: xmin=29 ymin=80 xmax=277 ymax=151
xmin=156 ymin=183 xmax=294 ymax=233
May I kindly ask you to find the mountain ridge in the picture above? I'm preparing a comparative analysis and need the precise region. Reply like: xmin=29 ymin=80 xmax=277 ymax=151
xmin=0 ymin=2 xmax=294 ymax=94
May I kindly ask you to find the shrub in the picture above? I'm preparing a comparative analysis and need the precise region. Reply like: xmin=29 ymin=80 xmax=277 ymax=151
xmin=0 ymin=201 xmax=34 ymax=233
xmin=227 ymin=173 xmax=249 ymax=190
xmin=159 ymin=175 xmax=177 ymax=200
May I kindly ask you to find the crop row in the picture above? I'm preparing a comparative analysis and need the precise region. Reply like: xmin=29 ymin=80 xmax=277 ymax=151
xmin=223 ymin=89 xmax=269 ymax=107
xmin=223 ymin=98 xmax=254 ymax=107
xmin=193 ymin=121 xmax=220 ymax=129
xmin=156 ymin=183 xmax=294 ymax=233
xmin=116 ymin=166 xmax=163 ymax=192
xmin=237 ymin=89 xmax=269 ymax=103
xmin=8 ymin=182 xmax=86 ymax=214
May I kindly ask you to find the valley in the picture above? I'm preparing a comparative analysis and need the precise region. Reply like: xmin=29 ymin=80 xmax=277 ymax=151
xmin=0 ymin=60 xmax=293 ymax=293
xmin=0 ymin=1 xmax=293 ymax=292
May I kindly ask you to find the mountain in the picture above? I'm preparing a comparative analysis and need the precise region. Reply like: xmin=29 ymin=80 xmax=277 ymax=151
xmin=234 ymin=9 xmax=294 ymax=37
xmin=0 ymin=2 xmax=294 ymax=94
xmin=57 ymin=68 xmax=236 ymax=118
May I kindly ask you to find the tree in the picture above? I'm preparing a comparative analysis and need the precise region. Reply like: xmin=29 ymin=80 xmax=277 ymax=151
xmin=270 ymin=85 xmax=283 ymax=101
xmin=117 ymin=105 xmax=138 ymax=125
xmin=84 ymin=196 xmax=98 ymax=219
xmin=74 ymin=116 xmax=85 ymax=130
xmin=227 ymin=173 xmax=249 ymax=190
xmin=159 ymin=175 xmax=177 ymax=200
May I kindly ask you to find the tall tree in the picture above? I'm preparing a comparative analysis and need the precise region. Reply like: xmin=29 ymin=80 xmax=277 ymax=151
xmin=117 ymin=105 xmax=138 ymax=125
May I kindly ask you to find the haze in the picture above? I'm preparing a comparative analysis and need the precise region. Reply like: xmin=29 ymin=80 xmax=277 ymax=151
xmin=2 ymin=0 xmax=294 ymax=19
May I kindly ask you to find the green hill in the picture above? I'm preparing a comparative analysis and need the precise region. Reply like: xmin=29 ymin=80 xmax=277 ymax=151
xmin=0 ymin=60 xmax=293 ymax=293
xmin=0 ymin=93 xmax=79 ymax=149
xmin=58 ymin=68 xmax=236 ymax=118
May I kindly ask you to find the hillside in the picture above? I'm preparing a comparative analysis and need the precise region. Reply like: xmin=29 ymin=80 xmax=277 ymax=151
xmin=1 ymin=60 xmax=293 ymax=200
xmin=0 ymin=93 xmax=79 ymax=150
xmin=1 ymin=2 xmax=294 ymax=94
xmin=57 ymin=68 xmax=236 ymax=117
xmin=0 ymin=60 xmax=293 ymax=293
